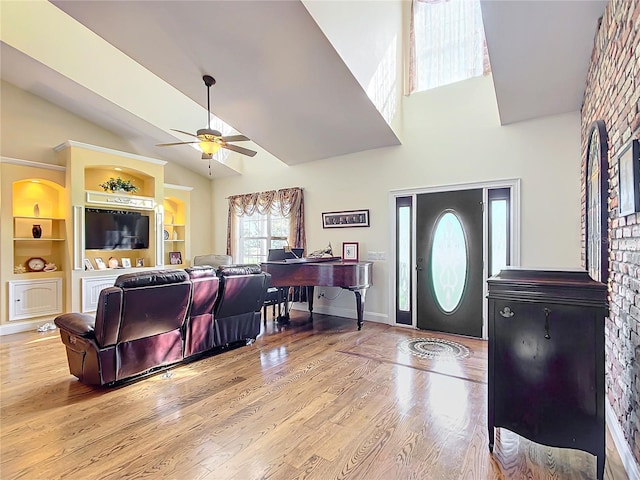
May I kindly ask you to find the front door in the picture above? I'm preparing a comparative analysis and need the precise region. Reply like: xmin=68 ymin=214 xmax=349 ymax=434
xmin=416 ymin=189 xmax=483 ymax=337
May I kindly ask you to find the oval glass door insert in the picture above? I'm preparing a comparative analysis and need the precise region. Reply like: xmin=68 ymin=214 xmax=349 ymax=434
xmin=430 ymin=211 xmax=468 ymax=313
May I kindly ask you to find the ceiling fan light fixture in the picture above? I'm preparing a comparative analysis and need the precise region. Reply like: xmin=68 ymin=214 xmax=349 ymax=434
xmin=199 ymin=141 xmax=221 ymax=156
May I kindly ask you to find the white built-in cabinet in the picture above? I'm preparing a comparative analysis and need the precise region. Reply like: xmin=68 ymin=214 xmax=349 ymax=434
xmin=8 ymin=278 xmax=63 ymax=321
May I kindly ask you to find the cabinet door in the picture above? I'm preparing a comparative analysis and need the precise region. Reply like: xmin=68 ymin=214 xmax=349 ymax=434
xmin=81 ymin=276 xmax=117 ymax=312
xmin=9 ymin=279 xmax=63 ymax=321
xmin=492 ymin=301 xmax=597 ymax=446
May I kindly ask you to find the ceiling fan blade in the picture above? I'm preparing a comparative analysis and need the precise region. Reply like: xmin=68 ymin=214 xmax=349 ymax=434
xmin=156 ymin=141 xmax=200 ymax=147
xmin=171 ymin=129 xmax=200 ymax=139
xmin=222 ymin=143 xmax=257 ymax=157
xmin=220 ymin=134 xmax=250 ymax=143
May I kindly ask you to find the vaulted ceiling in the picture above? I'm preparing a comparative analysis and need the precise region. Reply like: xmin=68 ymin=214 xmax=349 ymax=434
xmin=1 ymin=0 xmax=607 ymax=178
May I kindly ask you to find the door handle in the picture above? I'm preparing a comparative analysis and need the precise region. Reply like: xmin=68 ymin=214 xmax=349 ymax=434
xmin=416 ymin=265 xmax=423 ymax=271
xmin=499 ymin=306 xmax=514 ymax=318
xmin=544 ymin=308 xmax=551 ymax=339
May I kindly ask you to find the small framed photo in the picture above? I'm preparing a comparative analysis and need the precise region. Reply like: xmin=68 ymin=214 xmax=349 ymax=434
xmin=342 ymin=242 xmax=359 ymax=262
xmin=83 ymin=258 xmax=94 ymax=271
xmin=169 ymin=251 xmax=182 ymax=265
xmin=619 ymin=139 xmax=640 ymax=216
xmin=121 ymin=258 xmax=132 ymax=268
xmin=323 ymin=209 xmax=370 ymax=228
xmin=94 ymin=257 xmax=106 ymax=270
xmin=136 ymin=258 xmax=144 ymax=267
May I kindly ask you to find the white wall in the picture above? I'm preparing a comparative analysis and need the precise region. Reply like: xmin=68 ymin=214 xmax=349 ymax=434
xmin=303 ymin=0 xmax=405 ymax=128
xmin=212 ymin=75 xmax=583 ymax=321
xmin=303 ymin=0 xmax=403 ymax=91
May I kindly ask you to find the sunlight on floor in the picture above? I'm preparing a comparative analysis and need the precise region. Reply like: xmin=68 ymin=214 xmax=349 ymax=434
xmin=393 ymin=364 xmax=415 ymax=412
xmin=260 ymin=345 xmax=289 ymax=369
xmin=26 ymin=334 xmax=59 ymax=345
xmin=426 ymin=366 xmax=470 ymax=431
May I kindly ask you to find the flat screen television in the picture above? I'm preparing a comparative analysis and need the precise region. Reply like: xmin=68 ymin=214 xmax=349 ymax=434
xmin=85 ymin=208 xmax=150 ymax=250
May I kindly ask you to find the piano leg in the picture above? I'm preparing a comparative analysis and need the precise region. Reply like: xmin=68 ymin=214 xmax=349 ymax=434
xmin=274 ymin=288 xmax=290 ymax=324
xmin=352 ymin=288 xmax=366 ymax=330
xmin=306 ymin=286 xmax=314 ymax=318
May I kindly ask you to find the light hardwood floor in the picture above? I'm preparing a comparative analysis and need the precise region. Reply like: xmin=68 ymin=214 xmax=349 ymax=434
xmin=0 ymin=311 xmax=629 ymax=479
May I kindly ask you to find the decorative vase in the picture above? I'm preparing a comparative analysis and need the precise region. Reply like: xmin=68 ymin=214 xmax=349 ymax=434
xmin=173 ymin=230 xmax=178 ymax=240
xmin=32 ymin=224 xmax=42 ymax=239
xmin=33 ymin=203 xmax=40 ymax=217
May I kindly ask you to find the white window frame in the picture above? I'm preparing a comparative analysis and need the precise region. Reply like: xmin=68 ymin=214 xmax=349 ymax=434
xmin=236 ymin=209 xmax=289 ymax=264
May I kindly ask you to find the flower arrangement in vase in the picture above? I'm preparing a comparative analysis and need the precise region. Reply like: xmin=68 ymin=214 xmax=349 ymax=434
xmin=98 ymin=177 xmax=139 ymax=194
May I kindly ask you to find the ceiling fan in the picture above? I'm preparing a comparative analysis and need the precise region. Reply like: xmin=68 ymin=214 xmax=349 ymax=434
xmin=157 ymin=75 xmax=257 ymax=159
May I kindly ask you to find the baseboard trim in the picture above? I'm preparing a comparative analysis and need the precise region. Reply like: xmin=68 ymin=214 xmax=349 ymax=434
xmin=289 ymin=303 xmax=389 ymax=325
xmin=606 ymin=400 xmax=640 ymax=479
xmin=0 ymin=321 xmax=44 ymax=336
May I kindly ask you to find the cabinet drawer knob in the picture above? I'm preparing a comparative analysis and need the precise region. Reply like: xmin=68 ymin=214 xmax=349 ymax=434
xmin=499 ymin=306 xmax=514 ymax=318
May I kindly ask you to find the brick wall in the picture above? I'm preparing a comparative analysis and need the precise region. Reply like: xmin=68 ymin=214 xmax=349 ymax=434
xmin=581 ymin=0 xmax=640 ymax=466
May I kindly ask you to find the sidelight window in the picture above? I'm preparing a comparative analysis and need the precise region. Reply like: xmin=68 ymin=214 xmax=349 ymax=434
xmin=488 ymin=188 xmax=511 ymax=276
xmin=396 ymin=197 xmax=413 ymax=325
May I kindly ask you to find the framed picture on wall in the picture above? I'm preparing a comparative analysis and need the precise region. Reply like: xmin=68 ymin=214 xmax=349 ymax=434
xmin=322 ymin=209 xmax=370 ymax=228
xmin=618 ymin=139 xmax=640 ymax=217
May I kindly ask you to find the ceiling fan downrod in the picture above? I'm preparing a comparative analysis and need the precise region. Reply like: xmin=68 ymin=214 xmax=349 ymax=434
xmin=203 ymin=75 xmax=215 ymax=130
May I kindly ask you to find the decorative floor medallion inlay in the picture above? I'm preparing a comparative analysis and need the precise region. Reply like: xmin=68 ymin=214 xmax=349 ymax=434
xmin=399 ymin=337 xmax=471 ymax=360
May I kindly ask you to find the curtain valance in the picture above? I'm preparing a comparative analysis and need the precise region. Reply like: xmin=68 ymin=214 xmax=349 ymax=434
xmin=228 ymin=187 xmax=303 ymax=218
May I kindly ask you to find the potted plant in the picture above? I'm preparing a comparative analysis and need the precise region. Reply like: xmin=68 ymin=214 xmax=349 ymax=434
xmin=98 ymin=177 xmax=139 ymax=194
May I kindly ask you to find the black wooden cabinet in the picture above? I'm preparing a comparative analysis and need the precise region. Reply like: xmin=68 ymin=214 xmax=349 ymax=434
xmin=487 ymin=268 xmax=607 ymax=480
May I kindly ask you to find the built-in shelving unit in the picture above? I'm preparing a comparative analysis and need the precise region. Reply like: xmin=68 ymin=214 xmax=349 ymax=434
xmin=163 ymin=191 xmax=188 ymax=266
xmin=12 ymin=180 xmax=67 ymax=275
xmin=1 ymin=143 xmax=193 ymax=330
xmin=82 ymin=166 xmax=157 ymax=270
xmin=5 ymin=177 xmax=67 ymax=323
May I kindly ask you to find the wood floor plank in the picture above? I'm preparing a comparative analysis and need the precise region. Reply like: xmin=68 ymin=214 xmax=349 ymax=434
xmin=0 ymin=312 xmax=629 ymax=479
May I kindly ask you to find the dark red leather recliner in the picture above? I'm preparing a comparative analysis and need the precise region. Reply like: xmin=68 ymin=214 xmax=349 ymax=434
xmin=54 ymin=270 xmax=192 ymax=385
xmin=214 ymin=264 xmax=270 ymax=346
xmin=184 ymin=266 xmax=220 ymax=357
xmin=54 ymin=266 xmax=269 ymax=386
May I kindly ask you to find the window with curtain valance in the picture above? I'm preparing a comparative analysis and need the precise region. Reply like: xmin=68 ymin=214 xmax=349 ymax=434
xmin=226 ymin=187 xmax=305 ymax=263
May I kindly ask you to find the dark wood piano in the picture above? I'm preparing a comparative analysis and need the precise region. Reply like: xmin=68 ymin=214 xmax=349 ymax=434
xmin=261 ymin=258 xmax=372 ymax=329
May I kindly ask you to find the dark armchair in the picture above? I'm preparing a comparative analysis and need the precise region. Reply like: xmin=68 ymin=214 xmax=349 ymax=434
xmin=54 ymin=270 xmax=192 ymax=385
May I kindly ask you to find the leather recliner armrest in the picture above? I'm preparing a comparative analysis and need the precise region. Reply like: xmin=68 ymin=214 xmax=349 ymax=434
xmin=54 ymin=313 xmax=96 ymax=339
xmin=217 ymin=264 xmax=263 ymax=276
